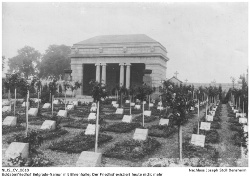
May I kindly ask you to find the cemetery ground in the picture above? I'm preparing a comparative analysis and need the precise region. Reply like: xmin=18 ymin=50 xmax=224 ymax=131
xmin=2 ymin=99 xmax=247 ymax=167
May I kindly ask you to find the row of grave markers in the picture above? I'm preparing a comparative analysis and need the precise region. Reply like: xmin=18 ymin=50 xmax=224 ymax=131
xmin=229 ymin=102 xmax=248 ymax=132
xmin=4 ymin=97 xmax=171 ymax=167
xmin=76 ymin=99 xmax=172 ymax=167
xmin=77 ymin=117 xmax=171 ymax=166
xmin=192 ymin=102 xmax=219 ymax=147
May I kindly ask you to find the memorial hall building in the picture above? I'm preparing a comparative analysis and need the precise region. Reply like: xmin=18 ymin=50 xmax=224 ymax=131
xmin=70 ymin=34 xmax=169 ymax=96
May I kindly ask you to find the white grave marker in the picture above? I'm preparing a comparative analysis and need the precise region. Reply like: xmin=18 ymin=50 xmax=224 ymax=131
xmin=159 ymin=119 xmax=169 ymax=126
xmin=200 ymin=122 xmax=211 ymax=131
xmin=206 ymin=115 xmax=214 ymax=122
xmin=85 ymin=124 xmax=98 ymax=135
xmin=144 ymin=110 xmax=151 ymax=116
xmin=235 ymin=113 xmax=240 ymax=117
xmin=191 ymin=134 xmax=205 ymax=147
xmin=239 ymin=118 xmax=247 ymax=124
xmin=57 ymin=110 xmax=67 ymax=117
xmin=40 ymin=120 xmax=56 ymax=130
xmin=149 ymin=103 xmax=153 ymax=107
xmin=133 ymin=128 xmax=148 ymax=141
xmin=113 ymin=104 xmax=119 ymax=108
xmin=125 ymin=100 xmax=130 ymax=103
xmin=157 ymin=106 xmax=163 ymax=110
xmin=233 ymin=109 xmax=239 ymax=113
xmin=5 ymin=142 xmax=29 ymax=159
xmin=28 ymin=108 xmax=38 ymax=116
xmin=22 ymin=102 xmax=29 ymax=108
xmin=243 ymin=125 xmax=248 ymax=133
xmin=115 ymin=108 xmax=124 ymax=114
xmin=53 ymin=100 xmax=60 ymax=104
xmin=111 ymin=101 xmax=117 ymax=105
xmin=2 ymin=100 xmax=11 ymax=106
xmin=88 ymin=113 xmax=96 ymax=120
xmin=2 ymin=106 xmax=11 ymax=112
xmin=236 ymin=113 xmax=246 ymax=118
xmin=3 ymin=116 xmax=17 ymax=126
xmin=190 ymin=107 xmax=194 ymax=111
xmin=35 ymin=99 xmax=41 ymax=103
xmin=134 ymin=105 xmax=141 ymax=109
xmin=43 ymin=103 xmax=51 ymax=109
xmin=130 ymin=102 xmax=135 ymax=107
xmin=90 ymin=106 xmax=97 ymax=112
xmin=122 ymin=115 xmax=132 ymax=123
xmin=67 ymin=105 xmax=74 ymax=110
xmin=210 ymin=111 xmax=215 ymax=116
xmin=72 ymin=101 xmax=78 ymax=106
xmin=76 ymin=151 xmax=102 ymax=167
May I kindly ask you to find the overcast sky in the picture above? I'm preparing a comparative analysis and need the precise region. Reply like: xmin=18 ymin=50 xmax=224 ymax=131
xmin=2 ymin=2 xmax=248 ymax=83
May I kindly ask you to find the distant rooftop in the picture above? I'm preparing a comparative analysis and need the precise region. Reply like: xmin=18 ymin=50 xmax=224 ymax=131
xmin=75 ymin=34 xmax=160 ymax=45
xmin=167 ymin=76 xmax=183 ymax=83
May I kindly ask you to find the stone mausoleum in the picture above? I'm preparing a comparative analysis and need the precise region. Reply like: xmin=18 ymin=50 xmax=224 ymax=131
xmin=70 ymin=34 xmax=169 ymax=96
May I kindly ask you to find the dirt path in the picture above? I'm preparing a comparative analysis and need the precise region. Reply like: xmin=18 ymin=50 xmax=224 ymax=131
xmin=210 ymin=104 xmax=241 ymax=166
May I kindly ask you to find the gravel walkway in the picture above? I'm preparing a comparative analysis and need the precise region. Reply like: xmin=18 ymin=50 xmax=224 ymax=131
xmin=209 ymin=104 xmax=241 ymax=166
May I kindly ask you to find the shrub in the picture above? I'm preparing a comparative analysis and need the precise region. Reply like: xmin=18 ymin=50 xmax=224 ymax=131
xmin=6 ymin=128 xmax=68 ymax=143
xmin=148 ymin=125 xmax=177 ymax=138
xmin=151 ymin=107 xmax=166 ymax=116
xmin=101 ymin=98 xmax=115 ymax=105
xmin=2 ymin=93 xmax=23 ymax=99
xmin=103 ymin=137 xmax=161 ymax=161
xmin=210 ymin=121 xmax=221 ymax=129
xmin=29 ymin=120 xmax=44 ymax=126
xmin=228 ymin=117 xmax=239 ymax=123
xmin=232 ymin=132 xmax=248 ymax=147
xmin=101 ymin=105 xmax=116 ymax=113
xmin=68 ymin=108 xmax=89 ymax=117
xmin=123 ymin=108 xmax=143 ymax=115
xmin=9 ymin=130 xmax=43 ymax=154
xmin=229 ymin=123 xmax=242 ymax=132
xmin=183 ymin=142 xmax=219 ymax=160
xmin=213 ymin=116 xmax=221 ymax=122
xmin=41 ymin=91 xmax=50 ymax=104
xmin=102 ymin=122 xmax=142 ymax=133
xmin=18 ymin=115 xmax=44 ymax=124
xmin=228 ymin=113 xmax=236 ymax=118
xmin=63 ymin=121 xmax=89 ymax=129
xmin=63 ymin=118 xmax=105 ymax=129
xmin=48 ymin=133 xmax=112 ymax=153
xmin=205 ymin=130 xmax=220 ymax=143
xmin=102 ymin=113 xmax=123 ymax=120
xmin=6 ymin=153 xmax=53 ymax=167
xmin=134 ymin=114 xmax=157 ymax=123
xmin=2 ymin=125 xmax=26 ymax=135
xmin=38 ymin=129 xmax=68 ymax=140
xmin=192 ymin=128 xmax=219 ymax=144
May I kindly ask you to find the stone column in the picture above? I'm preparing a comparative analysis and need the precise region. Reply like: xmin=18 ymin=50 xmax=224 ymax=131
xmin=71 ymin=64 xmax=83 ymax=96
xmin=101 ymin=63 xmax=106 ymax=84
xmin=126 ymin=63 xmax=131 ymax=89
xmin=119 ymin=63 xmax=125 ymax=87
xmin=95 ymin=63 xmax=101 ymax=82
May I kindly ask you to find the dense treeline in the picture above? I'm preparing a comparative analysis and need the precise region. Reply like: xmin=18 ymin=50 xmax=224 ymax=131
xmin=6 ymin=45 xmax=71 ymax=80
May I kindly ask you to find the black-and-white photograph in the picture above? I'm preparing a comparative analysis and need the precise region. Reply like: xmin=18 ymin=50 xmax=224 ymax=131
xmin=1 ymin=1 xmax=248 ymax=173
